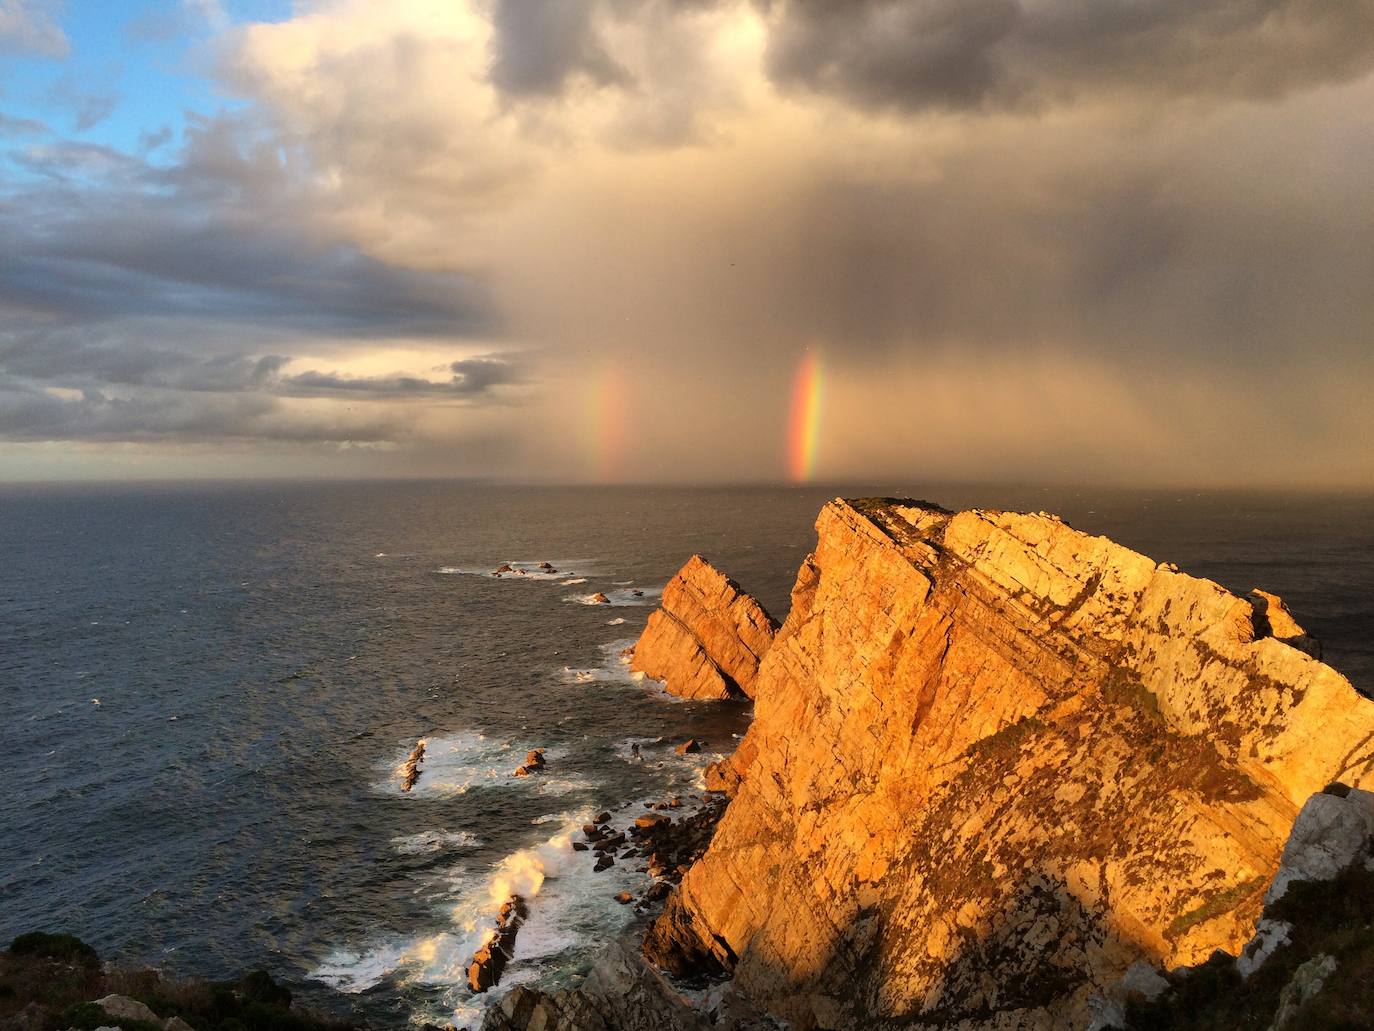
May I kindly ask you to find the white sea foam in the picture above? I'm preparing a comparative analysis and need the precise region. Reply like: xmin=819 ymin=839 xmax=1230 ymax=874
xmin=390 ymin=830 xmax=483 ymax=855
xmin=535 ymin=775 xmax=597 ymax=797
xmin=312 ymin=809 xmax=650 ymax=1026
xmin=557 ymin=639 xmax=641 ymax=687
xmin=560 ymin=578 xmax=588 ymax=586
xmin=380 ymin=734 xmax=580 ymax=797
xmin=380 ymin=731 xmax=512 ymax=797
xmin=563 ymin=586 xmax=661 ymax=608
xmin=431 ymin=560 xmax=599 ymax=581
xmin=606 ymin=617 xmax=626 ymax=625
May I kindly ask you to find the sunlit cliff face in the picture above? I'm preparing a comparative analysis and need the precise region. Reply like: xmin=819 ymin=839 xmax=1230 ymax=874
xmin=2 ymin=1 xmax=1373 ymax=484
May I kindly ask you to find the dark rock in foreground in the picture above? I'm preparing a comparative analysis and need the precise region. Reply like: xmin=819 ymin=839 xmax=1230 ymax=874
xmin=0 ymin=933 xmax=355 ymax=1031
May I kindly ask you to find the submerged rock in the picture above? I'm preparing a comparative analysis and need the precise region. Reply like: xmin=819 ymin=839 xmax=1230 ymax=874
xmin=642 ymin=497 xmax=1374 ymax=1029
xmin=631 ymin=555 xmax=778 ymax=700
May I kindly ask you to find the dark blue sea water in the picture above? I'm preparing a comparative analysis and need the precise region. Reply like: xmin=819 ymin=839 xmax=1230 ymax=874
xmin=2 ymin=482 xmax=1371 ymax=1028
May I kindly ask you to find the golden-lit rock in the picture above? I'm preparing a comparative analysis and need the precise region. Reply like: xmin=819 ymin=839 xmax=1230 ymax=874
xmin=468 ymin=895 xmax=528 ymax=993
xmin=631 ymin=555 xmax=778 ymax=700
xmin=643 ymin=498 xmax=1374 ymax=1030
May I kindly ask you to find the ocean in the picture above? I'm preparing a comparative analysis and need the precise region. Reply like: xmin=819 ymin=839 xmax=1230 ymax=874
xmin=2 ymin=482 xmax=1372 ymax=1028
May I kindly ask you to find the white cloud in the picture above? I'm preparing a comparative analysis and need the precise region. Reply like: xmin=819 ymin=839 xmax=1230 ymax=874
xmin=0 ymin=0 xmax=68 ymax=57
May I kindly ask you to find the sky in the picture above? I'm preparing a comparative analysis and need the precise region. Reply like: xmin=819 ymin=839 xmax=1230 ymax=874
xmin=1 ymin=0 xmax=1372 ymax=486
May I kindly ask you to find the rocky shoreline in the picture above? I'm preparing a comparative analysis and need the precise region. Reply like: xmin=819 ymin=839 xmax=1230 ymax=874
xmin=479 ymin=497 xmax=1374 ymax=1030
xmin=20 ymin=497 xmax=1374 ymax=1031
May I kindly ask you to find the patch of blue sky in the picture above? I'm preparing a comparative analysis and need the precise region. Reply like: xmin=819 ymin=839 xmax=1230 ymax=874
xmin=0 ymin=0 xmax=290 ymax=167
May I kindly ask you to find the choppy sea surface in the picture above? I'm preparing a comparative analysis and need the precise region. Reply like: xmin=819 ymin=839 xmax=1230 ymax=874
xmin=2 ymin=482 xmax=1372 ymax=1027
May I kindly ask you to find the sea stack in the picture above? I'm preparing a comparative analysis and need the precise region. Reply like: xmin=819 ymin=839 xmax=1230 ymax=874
xmin=638 ymin=498 xmax=1374 ymax=1028
xmin=630 ymin=555 xmax=778 ymax=700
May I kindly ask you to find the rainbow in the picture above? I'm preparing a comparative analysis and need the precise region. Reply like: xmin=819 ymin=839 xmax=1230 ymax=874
xmin=787 ymin=350 xmax=823 ymax=482
xmin=587 ymin=365 xmax=628 ymax=482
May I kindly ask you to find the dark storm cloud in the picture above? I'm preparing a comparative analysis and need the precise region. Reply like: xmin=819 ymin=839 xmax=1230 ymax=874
xmin=0 ymin=120 xmax=497 ymax=336
xmin=0 ymin=330 xmax=289 ymax=392
xmin=0 ymin=376 xmax=403 ymax=443
xmin=488 ymin=0 xmax=627 ymax=96
xmin=762 ymin=0 xmax=1374 ymax=112
xmin=0 ymin=112 xmax=511 ymax=445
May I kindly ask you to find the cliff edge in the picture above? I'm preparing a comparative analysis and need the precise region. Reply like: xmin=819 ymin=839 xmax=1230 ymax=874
xmin=643 ymin=498 xmax=1374 ymax=1029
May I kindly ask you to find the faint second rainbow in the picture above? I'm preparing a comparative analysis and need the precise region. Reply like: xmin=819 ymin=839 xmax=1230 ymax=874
xmin=587 ymin=365 xmax=629 ymax=482
xmin=787 ymin=350 xmax=823 ymax=482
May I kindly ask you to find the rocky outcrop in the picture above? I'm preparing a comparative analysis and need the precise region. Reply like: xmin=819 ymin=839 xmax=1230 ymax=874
xmin=479 ymin=943 xmax=709 ymax=1031
xmin=644 ymin=498 xmax=1374 ymax=1030
xmin=468 ymin=896 xmax=529 ymax=993
xmin=513 ymin=749 xmax=546 ymax=777
xmin=399 ymin=739 xmax=426 ymax=792
xmin=631 ymin=556 xmax=778 ymax=701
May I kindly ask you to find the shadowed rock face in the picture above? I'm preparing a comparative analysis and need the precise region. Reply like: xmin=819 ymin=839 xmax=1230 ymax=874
xmin=631 ymin=555 xmax=778 ymax=701
xmin=643 ymin=498 xmax=1374 ymax=1030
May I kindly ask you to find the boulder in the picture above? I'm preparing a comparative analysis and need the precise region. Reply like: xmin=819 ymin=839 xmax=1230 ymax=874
xmin=1265 ymin=787 xmax=1374 ymax=903
xmin=674 ymin=739 xmax=701 ymax=755
xmin=94 ymin=996 xmax=161 ymax=1026
xmin=589 ymin=592 xmax=611 ymax=605
xmin=478 ymin=942 xmax=715 ymax=1031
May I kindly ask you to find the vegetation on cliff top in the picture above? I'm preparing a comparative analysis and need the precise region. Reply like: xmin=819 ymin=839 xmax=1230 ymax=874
xmin=1126 ymin=863 xmax=1374 ymax=1030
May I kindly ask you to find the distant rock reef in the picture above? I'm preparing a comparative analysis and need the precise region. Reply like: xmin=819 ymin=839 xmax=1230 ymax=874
xmin=494 ymin=497 xmax=1374 ymax=1030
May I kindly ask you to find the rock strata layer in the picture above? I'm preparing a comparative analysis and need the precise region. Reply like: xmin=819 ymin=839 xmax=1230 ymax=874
xmin=631 ymin=556 xmax=778 ymax=700
xmin=644 ymin=498 xmax=1374 ymax=1029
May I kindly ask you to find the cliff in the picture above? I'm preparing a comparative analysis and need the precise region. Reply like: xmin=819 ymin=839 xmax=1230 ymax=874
xmin=642 ymin=498 xmax=1374 ymax=1029
xmin=630 ymin=555 xmax=778 ymax=701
